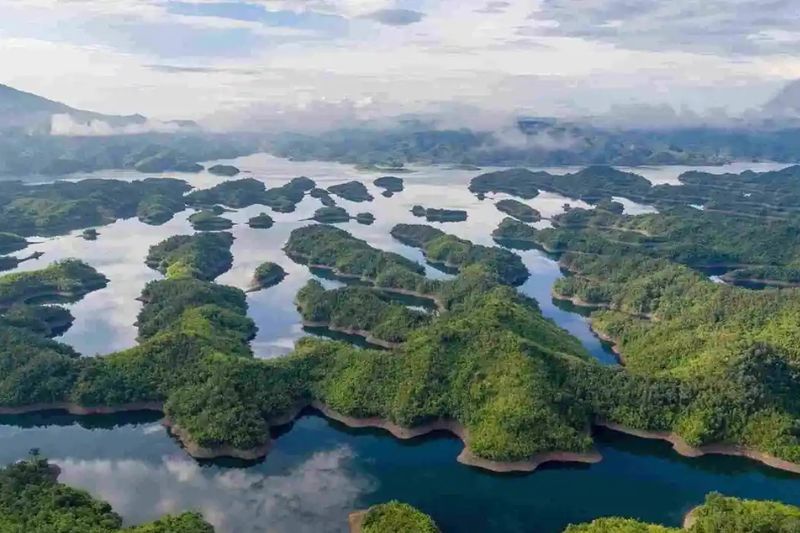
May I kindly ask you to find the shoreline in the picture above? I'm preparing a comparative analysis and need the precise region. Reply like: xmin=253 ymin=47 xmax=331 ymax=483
xmin=4 ymin=401 xmax=799 ymax=475
xmin=312 ymin=401 xmax=602 ymax=473
xmin=302 ymin=321 xmax=399 ymax=349
xmin=597 ymin=421 xmax=800 ymax=475
xmin=348 ymin=510 xmax=367 ymax=533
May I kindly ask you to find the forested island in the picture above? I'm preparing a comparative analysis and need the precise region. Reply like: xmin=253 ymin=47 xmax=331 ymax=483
xmin=411 ymin=206 xmax=468 ymax=222
xmin=495 ymin=199 xmax=541 ymax=222
xmin=249 ymin=262 xmax=286 ymax=291
xmin=373 ymin=176 xmax=404 ymax=197
xmin=247 ymin=212 xmax=274 ymax=229
xmin=145 ymin=232 xmax=234 ymax=280
xmin=188 ymin=210 xmax=234 ymax=231
xmin=328 ymin=181 xmax=374 ymax=202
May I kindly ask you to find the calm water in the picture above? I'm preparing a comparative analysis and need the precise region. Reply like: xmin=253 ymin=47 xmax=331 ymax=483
xmin=2 ymin=154 xmax=798 ymax=531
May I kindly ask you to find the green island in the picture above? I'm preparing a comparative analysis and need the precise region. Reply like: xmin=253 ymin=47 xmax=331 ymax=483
xmin=144 ymin=232 xmax=234 ymax=281
xmin=328 ymin=181 xmax=374 ymax=202
xmin=391 ymin=224 xmax=529 ymax=285
xmin=0 ymin=457 xmax=213 ymax=532
xmin=81 ymin=228 xmax=99 ymax=240
xmin=565 ymin=493 xmax=800 ymax=532
xmin=373 ymin=176 xmax=404 ymax=197
xmin=249 ymin=262 xmax=286 ymax=291
xmin=472 ymin=164 xmax=800 ymax=219
xmin=246 ymin=212 xmax=274 ymax=229
xmin=207 ymin=164 xmax=240 ymax=177
xmin=296 ymin=280 xmax=430 ymax=347
xmin=350 ymin=501 xmax=440 ymax=533
xmin=494 ymin=199 xmax=800 ymax=283
xmin=356 ymin=212 xmax=375 ymax=224
xmin=411 ymin=205 xmax=468 ymax=222
xmin=0 ymin=259 xmax=107 ymax=309
xmin=3 ymin=223 xmax=800 ymax=474
xmin=188 ymin=210 xmax=234 ymax=231
xmin=310 ymin=187 xmax=337 ymax=207
xmin=0 ymin=178 xmax=191 ymax=236
xmin=495 ymin=199 xmax=541 ymax=222
xmin=186 ymin=177 xmax=315 ymax=212
xmin=2 ymin=303 xmax=74 ymax=337
xmin=312 ymin=206 xmax=352 ymax=223
xmin=0 ymin=233 xmax=29 ymax=255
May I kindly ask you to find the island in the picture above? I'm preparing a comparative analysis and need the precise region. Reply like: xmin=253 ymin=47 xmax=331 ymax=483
xmin=356 ymin=212 xmax=375 ymax=225
xmin=495 ymin=199 xmax=541 ymax=222
xmin=310 ymin=187 xmax=337 ymax=207
xmin=207 ymin=164 xmax=240 ymax=177
xmin=296 ymin=280 xmax=430 ymax=347
xmin=145 ymin=232 xmax=234 ymax=280
xmin=391 ymin=224 xmax=529 ymax=286
xmin=373 ymin=176 xmax=404 ymax=197
xmin=0 ymin=232 xmax=28 ymax=255
xmin=328 ymin=181 xmax=374 ymax=202
xmin=0 ymin=259 xmax=107 ymax=309
xmin=80 ymin=228 xmax=99 ymax=240
xmin=188 ymin=210 xmax=234 ymax=231
xmin=0 ymin=457 xmax=214 ymax=532
xmin=565 ymin=493 xmax=800 ymax=532
xmin=186 ymin=177 xmax=315 ymax=212
xmin=312 ymin=206 xmax=351 ymax=223
xmin=350 ymin=501 xmax=440 ymax=533
xmin=247 ymin=212 xmax=274 ymax=229
xmin=410 ymin=206 xmax=468 ymax=222
xmin=0 ymin=177 xmax=190 ymax=236
xmin=249 ymin=262 xmax=287 ymax=291
xmin=134 ymin=151 xmax=203 ymax=173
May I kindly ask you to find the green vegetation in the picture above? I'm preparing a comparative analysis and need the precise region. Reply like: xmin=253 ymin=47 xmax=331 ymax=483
xmin=312 ymin=206 xmax=351 ymax=223
xmin=186 ymin=179 xmax=267 ymax=209
xmin=207 ymin=164 xmax=240 ymax=177
xmin=186 ymin=177 xmax=315 ymax=212
xmin=491 ymin=218 xmax=539 ymax=248
xmin=251 ymin=262 xmax=286 ymax=291
xmin=328 ymin=181 xmax=374 ymax=202
xmin=134 ymin=152 xmax=202 ymax=173
xmin=310 ymin=187 xmax=337 ymax=207
xmin=362 ymin=501 xmax=440 ymax=533
xmin=81 ymin=228 xmax=99 ymax=240
xmin=136 ymin=193 xmax=187 ymax=225
xmin=473 ymin=164 xmax=800 ymax=219
xmin=0 ymin=233 xmax=28 ymax=255
xmin=0 ymin=178 xmax=190 ymax=236
xmin=391 ymin=224 xmax=529 ymax=286
xmin=297 ymin=280 xmax=430 ymax=344
xmin=3 ymin=304 xmax=73 ymax=337
xmin=356 ymin=212 xmax=376 ymax=225
xmin=0 ymin=259 xmax=107 ymax=309
xmin=247 ymin=212 xmax=274 ymax=229
xmin=373 ymin=176 xmax=404 ymax=194
xmin=145 ymin=232 xmax=234 ymax=281
xmin=495 ymin=199 xmax=541 ymax=222
xmin=410 ymin=206 xmax=468 ymax=222
xmin=564 ymin=493 xmax=800 ymax=532
xmin=0 ymin=458 xmax=214 ymax=532
xmin=188 ymin=210 xmax=234 ymax=231
xmin=285 ymin=225 xmax=426 ymax=282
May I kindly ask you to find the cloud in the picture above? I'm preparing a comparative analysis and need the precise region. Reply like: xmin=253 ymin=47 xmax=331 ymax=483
xmin=50 ymin=114 xmax=189 ymax=136
xmin=363 ymin=8 xmax=425 ymax=26
xmin=56 ymin=447 xmax=373 ymax=533
xmin=530 ymin=0 xmax=800 ymax=55
xmin=474 ymin=1 xmax=511 ymax=14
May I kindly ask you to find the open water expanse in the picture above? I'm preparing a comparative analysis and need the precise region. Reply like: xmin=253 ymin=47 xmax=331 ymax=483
xmin=1 ymin=154 xmax=797 ymax=532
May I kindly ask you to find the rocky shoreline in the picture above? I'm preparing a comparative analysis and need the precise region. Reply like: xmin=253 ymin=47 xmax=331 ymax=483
xmin=312 ymin=401 xmax=602 ymax=473
xmin=5 ymin=400 xmax=799 ymax=474
xmin=597 ymin=421 xmax=800 ymax=475
xmin=302 ymin=321 xmax=399 ymax=349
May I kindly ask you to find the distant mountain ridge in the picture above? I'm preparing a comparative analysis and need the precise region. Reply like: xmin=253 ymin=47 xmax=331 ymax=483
xmin=0 ymin=83 xmax=151 ymax=133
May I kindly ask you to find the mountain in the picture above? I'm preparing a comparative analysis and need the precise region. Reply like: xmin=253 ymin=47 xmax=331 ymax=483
xmin=762 ymin=79 xmax=800 ymax=118
xmin=0 ymin=84 xmax=151 ymax=133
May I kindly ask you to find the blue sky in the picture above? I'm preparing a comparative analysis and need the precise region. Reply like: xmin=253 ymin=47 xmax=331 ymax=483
xmin=0 ymin=0 xmax=798 ymax=128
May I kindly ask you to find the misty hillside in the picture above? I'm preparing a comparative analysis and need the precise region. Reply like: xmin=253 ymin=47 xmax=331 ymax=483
xmin=0 ymin=84 xmax=148 ymax=133
xmin=764 ymin=79 xmax=800 ymax=118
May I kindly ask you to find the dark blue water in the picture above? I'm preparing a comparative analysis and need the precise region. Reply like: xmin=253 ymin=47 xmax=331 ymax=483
xmin=1 ymin=410 xmax=797 ymax=533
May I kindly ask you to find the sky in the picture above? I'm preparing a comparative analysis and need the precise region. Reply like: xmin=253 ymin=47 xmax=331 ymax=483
xmin=1 ymin=0 xmax=799 ymax=127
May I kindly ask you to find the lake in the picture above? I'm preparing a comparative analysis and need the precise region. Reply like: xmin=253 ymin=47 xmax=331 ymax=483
xmin=2 ymin=154 xmax=798 ymax=532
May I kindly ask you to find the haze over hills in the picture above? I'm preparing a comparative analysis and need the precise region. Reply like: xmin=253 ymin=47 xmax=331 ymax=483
xmin=0 ymin=84 xmax=197 ymax=135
